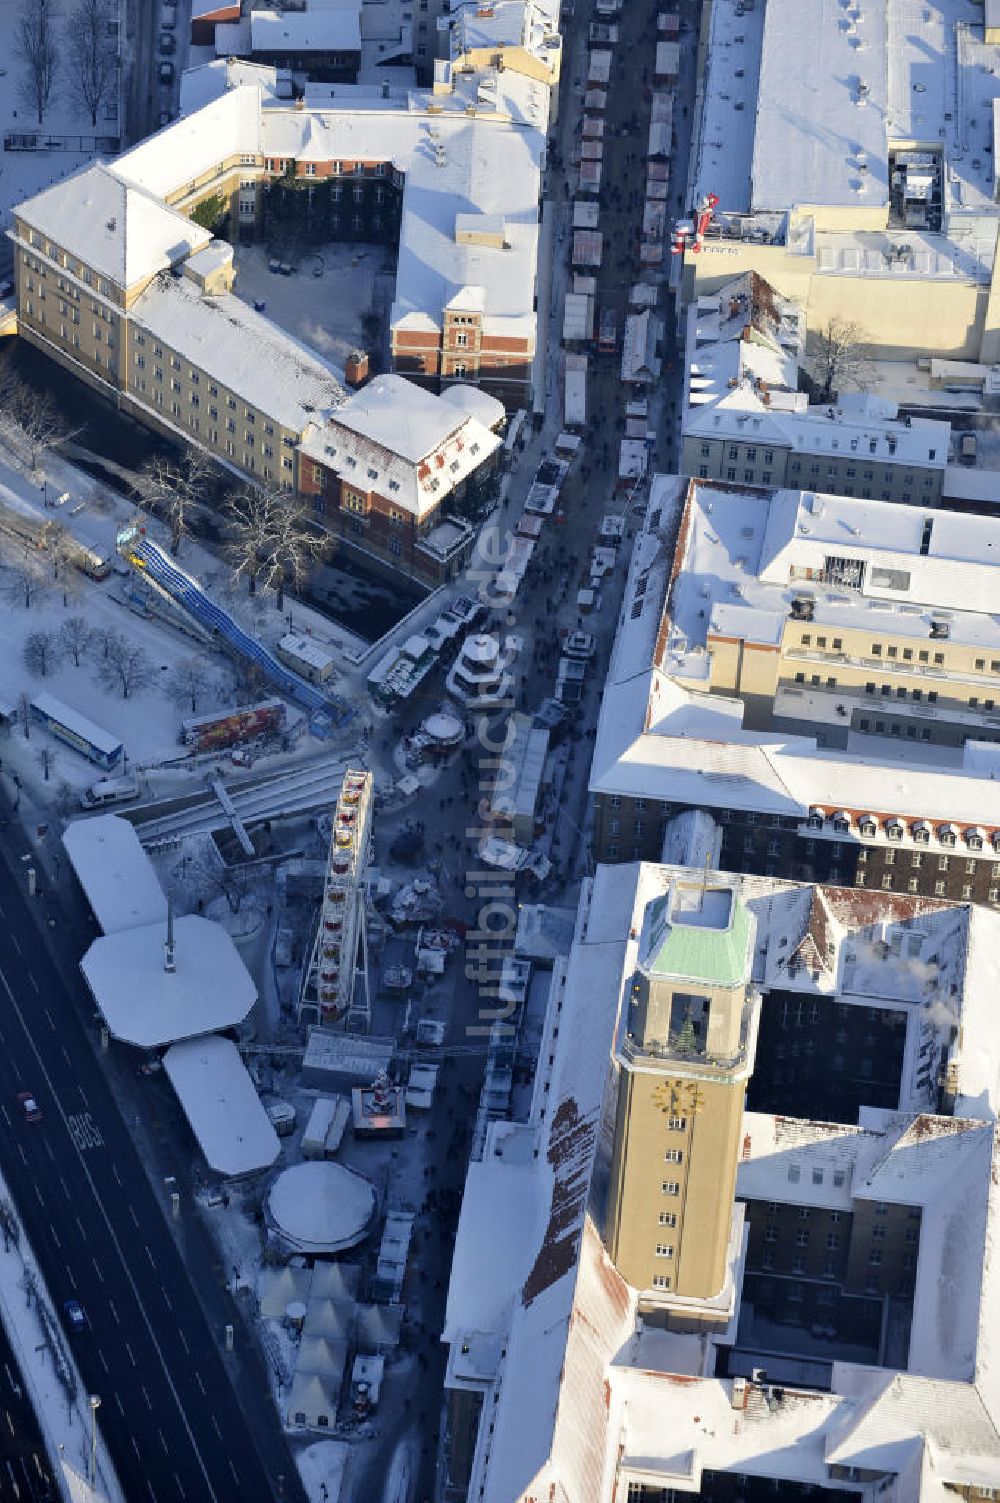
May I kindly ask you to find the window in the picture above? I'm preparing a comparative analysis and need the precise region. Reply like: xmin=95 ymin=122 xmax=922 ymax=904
xmin=651 ymin=1274 xmax=671 ymax=1289
xmin=654 ymin=1244 xmax=674 ymax=1258
xmin=869 ymin=1249 xmax=883 ymax=1266
xmin=664 ymin=1148 xmax=683 ymax=1164
xmin=826 ymin=1233 xmax=840 ymax=1249
xmin=764 ymin=1225 xmax=777 ymax=1243
xmin=661 ymin=1181 xmax=680 ymax=1196
xmin=658 ymin=1212 xmax=677 ymax=1227
xmin=795 ymin=1228 xmax=810 ymax=1246
xmin=668 ymin=1116 xmax=687 ymax=1131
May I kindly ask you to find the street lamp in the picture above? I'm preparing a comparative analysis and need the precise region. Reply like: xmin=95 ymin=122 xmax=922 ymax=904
xmin=89 ymin=1395 xmax=101 ymax=1488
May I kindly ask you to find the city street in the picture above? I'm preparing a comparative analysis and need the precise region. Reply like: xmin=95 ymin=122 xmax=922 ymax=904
xmin=0 ymin=818 xmax=305 ymax=1503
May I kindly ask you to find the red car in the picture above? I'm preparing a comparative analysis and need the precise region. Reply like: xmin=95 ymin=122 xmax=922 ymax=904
xmin=16 ymin=1092 xmax=42 ymax=1124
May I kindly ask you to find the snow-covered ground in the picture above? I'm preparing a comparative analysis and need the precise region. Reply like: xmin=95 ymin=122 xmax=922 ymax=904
xmin=0 ymin=1158 xmax=123 ymax=1503
xmin=231 ymin=242 xmax=395 ymax=374
xmin=0 ymin=0 xmax=122 ymax=250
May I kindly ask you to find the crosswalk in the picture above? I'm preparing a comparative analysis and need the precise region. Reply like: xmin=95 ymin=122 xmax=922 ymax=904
xmin=66 ymin=1113 xmax=104 ymax=1152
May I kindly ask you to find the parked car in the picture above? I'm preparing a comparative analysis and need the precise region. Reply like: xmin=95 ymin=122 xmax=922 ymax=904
xmin=17 ymin=1091 xmax=42 ymax=1124
xmin=159 ymin=32 xmax=175 ymax=53
xmin=159 ymin=60 xmax=174 ymax=84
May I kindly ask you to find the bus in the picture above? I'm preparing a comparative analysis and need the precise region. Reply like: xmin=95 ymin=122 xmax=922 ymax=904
xmin=30 ymin=693 xmax=123 ymax=769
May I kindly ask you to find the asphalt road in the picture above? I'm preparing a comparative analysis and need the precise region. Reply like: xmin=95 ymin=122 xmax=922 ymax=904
xmin=0 ymin=840 xmax=302 ymax=1503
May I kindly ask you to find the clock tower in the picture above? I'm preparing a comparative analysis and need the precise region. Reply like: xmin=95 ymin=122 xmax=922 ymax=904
xmin=606 ymin=877 xmax=758 ymax=1315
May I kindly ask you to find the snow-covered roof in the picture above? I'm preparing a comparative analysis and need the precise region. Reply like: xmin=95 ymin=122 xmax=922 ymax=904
xmin=591 ymin=479 xmax=1000 ymax=830
xmin=438 ymin=382 xmax=506 ymax=430
xmin=251 ymin=7 xmax=361 ymax=55
xmin=80 ymin=914 xmax=257 ymax=1047
xmin=695 ymin=0 xmax=1000 ymax=247
xmin=113 ymin=86 xmax=265 ymax=201
xmin=178 ymin=58 xmax=285 ymax=116
xmin=684 ymin=385 xmax=950 ymax=466
xmin=448 ymin=857 xmax=1000 ymax=1501
xmin=13 ymin=165 xmax=212 ymax=292
xmin=751 ymin=0 xmax=889 ymax=213
xmin=299 ymin=374 xmax=501 ymax=514
xmin=130 ymin=271 xmax=346 ymax=433
xmin=686 ymin=271 xmax=803 ymax=407
xmin=267 ymin=1160 xmax=376 ymax=1253
xmin=163 ymin=1035 xmax=280 ymax=1177
xmin=63 ymin=815 xmax=168 ymax=935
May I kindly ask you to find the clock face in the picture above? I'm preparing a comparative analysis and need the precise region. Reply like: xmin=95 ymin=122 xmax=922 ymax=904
xmin=653 ymin=1079 xmax=704 ymax=1116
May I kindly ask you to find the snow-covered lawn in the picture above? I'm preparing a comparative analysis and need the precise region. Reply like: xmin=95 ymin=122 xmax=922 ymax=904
xmin=231 ymin=241 xmax=393 ymax=374
xmin=0 ymin=0 xmax=122 ymax=243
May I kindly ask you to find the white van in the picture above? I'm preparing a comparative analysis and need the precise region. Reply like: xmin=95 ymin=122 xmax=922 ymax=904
xmin=80 ymin=775 xmax=140 ymax=809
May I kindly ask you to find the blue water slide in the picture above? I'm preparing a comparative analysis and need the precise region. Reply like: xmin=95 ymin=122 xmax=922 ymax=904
xmin=132 ymin=538 xmax=352 ymax=724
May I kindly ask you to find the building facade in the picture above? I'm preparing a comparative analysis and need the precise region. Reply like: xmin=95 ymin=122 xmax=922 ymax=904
xmin=606 ymin=878 xmax=754 ymax=1314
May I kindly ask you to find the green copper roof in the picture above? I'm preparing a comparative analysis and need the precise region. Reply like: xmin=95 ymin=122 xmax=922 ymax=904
xmin=642 ymin=885 xmax=751 ymax=987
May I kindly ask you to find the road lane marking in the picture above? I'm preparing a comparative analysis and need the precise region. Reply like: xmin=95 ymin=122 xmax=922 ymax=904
xmin=43 ymin=1010 xmax=54 ymax=1031
xmin=228 ymin=1460 xmax=239 ymax=1484
xmin=44 ymin=1141 xmax=54 ymax=1162
xmin=15 ymin=1145 xmax=26 ymax=1167
xmin=49 ymin=1224 xmax=60 ymax=1249
xmin=162 ymin=1288 xmax=172 ymax=1311
xmin=10 ymin=935 xmax=20 ymax=955
xmin=211 ymin=1417 xmax=222 ymax=1439
xmin=60 ymin=1046 xmax=71 ymax=1067
xmin=91 ymin=1257 xmax=104 ymax=1284
xmin=57 ymin=1176 xmax=70 ymax=1199
xmin=129 ymin=1207 xmax=140 ymax=1228
xmin=67 ymin=1113 xmax=104 ymax=1152
xmin=98 ymin=1350 xmax=108 ymax=1374
xmin=0 ymin=1108 xmax=8 ymax=1128
xmin=195 ymin=1373 xmax=206 ymax=1397
xmin=108 ymin=1299 xmax=119 ymax=1326
xmin=74 ymin=1217 xmax=86 ymax=1240
xmin=178 ymin=1330 xmax=189 ymax=1355
xmin=174 ymin=1475 xmax=186 ymax=1499
xmin=111 ymin=1165 xmax=121 ymax=1187
xmin=27 ymin=973 xmax=38 ymax=995
xmin=144 ymin=1245 xmax=156 ymax=1269
xmin=114 ymin=1394 xmax=124 ymax=1415
xmin=142 ymin=1385 xmax=152 ymax=1410
xmin=125 ymin=1341 xmax=136 ymax=1367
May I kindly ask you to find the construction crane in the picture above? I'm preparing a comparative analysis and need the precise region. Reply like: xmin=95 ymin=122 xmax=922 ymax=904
xmin=299 ymin=768 xmax=375 ymax=1032
xmin=672 ymin=192 xmax=720 ymax=255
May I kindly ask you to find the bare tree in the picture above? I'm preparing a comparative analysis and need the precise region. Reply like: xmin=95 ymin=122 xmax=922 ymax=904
xmin=51 ymin=780 xmax=77 ymax=820
xmin=191 ymin=841 xmax=260 ymax=915
xmin=16 ymin=692 xmax=31 ymax=740
xmin=36 ymin=745 xmax=55 ymax=782
xmin=167 ymin=657 xmax=213 ymax=714
xmin=17 ymin=0 xmax=59 ymax=124
xmin=138 ymin=450 xmax=214 ymax=556
xmin=95 ymin=630 xmax=154 ymax=699
xmin=57 ymin=614 xmax=95 ymax=667
xmin=4 ymin=558 xmax=50 ymax=609
xmin=806 ymin=316 xmax=875 ymax=404
xmin=0 ymin=376 xmax=77 ymax=470
xmin=64 ymin=0 xmax=116 ymax=127
xmin=224 ymin=483 xmax=327 ymax=607
xmin=23 ymin=629 xmax=59 ymax=677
